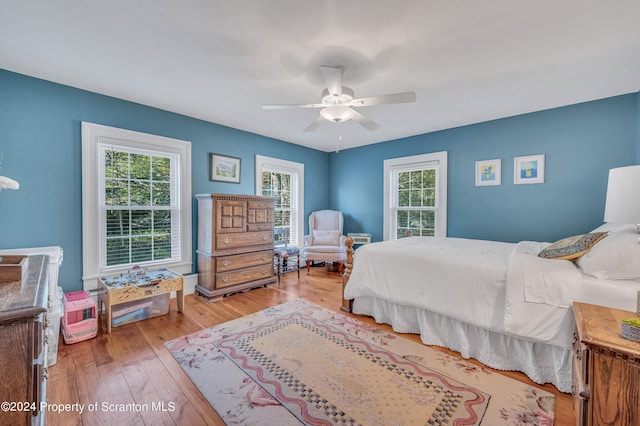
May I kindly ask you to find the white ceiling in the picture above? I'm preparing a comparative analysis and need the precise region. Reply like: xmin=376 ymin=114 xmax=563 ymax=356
xmin=2 ymin=1 xmax=640 ymax=152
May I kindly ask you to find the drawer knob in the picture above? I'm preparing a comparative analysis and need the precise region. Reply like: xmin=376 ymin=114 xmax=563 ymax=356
xmin=222 ymin=276 xmax=229 ymax=282
xmin=243 ymin=271 xmax=250 ymax=276
xmin=223 ymin=238 xmax=231 ymax=245
xmin=261 ymin=234 xmax=267 ymax=240
xmin=262 ymin=255 xmax=268 ymax=261
xmin=222 ymin=260 xmax=231 ymax=267
xmin=258 ymin=213 xmax=264 ymax=219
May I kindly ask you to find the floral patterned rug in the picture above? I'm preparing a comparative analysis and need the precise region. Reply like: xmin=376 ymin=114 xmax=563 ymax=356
xmin=166 ymin=300 xmax=554 ymax=425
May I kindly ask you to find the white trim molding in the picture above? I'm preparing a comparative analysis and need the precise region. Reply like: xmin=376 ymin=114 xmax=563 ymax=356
xmin=81 ymin=122 xmax=192 ymax=291
xmin=255 ymin=155 xmax=304 ymax=249
xmin=383 ymin=151 xmax=448 ymax=240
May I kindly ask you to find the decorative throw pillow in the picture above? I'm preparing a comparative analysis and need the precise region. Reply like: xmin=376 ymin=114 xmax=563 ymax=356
xmin=538 ymin=232 xmax=608 ymax=261
xmin=312 ymin=230 xmax=340 ymax=246
xmin=576 ymin=229 xmax=640 ymax=279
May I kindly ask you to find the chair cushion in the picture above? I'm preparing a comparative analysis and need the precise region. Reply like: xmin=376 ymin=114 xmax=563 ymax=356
xmin=303 ymin=252 xmax=347 ymax=262
xmin=303 ymin=245 xmax=346 ymax=254
xmin=274 ymin=246 xmax=300 ymax=256
xmin=313 ymin=230 xmax=340 ymax=245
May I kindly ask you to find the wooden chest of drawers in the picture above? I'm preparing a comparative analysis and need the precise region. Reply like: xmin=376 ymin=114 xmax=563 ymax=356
xmin=572 ymin=302 xmax=640 ymax=425
xmin=196 ymin=193 xmax=276 ymax=299
xmin=0 ymin=254 xmax=49 ymax=425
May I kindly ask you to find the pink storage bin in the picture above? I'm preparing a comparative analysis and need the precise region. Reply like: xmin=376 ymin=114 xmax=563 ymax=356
xmin=62 ymin=290 xmax=97 ymax=344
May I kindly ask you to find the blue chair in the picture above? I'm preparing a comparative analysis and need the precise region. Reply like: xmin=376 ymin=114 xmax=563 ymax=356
xmin=274 ymin=228 xmax=300 ymax=282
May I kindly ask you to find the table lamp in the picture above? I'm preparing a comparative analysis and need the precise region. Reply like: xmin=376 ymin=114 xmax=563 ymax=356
xmin=604 ymin=165 xmax=640 ymax=231
xmin=0 ymin=175 xmax=19 ymax=191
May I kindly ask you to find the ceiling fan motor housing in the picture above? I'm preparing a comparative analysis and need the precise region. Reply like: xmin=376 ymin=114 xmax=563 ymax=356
xmin=321 ymin=87 xmax=354 ymax=105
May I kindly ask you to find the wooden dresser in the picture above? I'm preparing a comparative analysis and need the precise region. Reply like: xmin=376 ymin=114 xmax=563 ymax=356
xmin=0 ymin=255 xmax=49 ymax=426
xmin=572 ymin=302 xmax=640 ymax=425
xmin=196 ymin=193 xmax=276 ymax=299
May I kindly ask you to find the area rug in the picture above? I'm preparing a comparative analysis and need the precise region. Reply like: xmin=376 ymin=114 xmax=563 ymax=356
xmin=166 ymin=300 xmax=554 ymax=425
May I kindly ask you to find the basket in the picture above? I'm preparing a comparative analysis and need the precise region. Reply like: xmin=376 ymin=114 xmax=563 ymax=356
xmin=621 ymin=321 xmax=640 ymax=342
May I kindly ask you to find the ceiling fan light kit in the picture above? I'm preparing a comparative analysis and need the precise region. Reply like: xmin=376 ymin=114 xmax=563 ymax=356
xmin=263 ymin=65 xmax=416 ymax=133
xmin=320 ymin=105 xmax=355 ymax=123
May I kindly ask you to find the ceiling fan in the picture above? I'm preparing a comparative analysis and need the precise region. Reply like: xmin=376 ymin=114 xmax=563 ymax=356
xmin=262 ymin=65 xmax=416 ymax=132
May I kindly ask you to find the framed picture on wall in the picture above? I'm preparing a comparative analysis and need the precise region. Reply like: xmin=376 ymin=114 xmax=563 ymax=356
xmin=210 ymin=153 xmax=241 ymax=183
xmin=514 ymin=154 xmax=545 ymax=184
xmin=475 ymin=159 xmax=501 ymax=186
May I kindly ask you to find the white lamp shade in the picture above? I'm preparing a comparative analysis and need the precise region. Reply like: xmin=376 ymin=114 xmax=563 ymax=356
xmin=320 ymin=106 xmax=355 ymax=123
xmin=0 ymin=176 xmax=19 ymax=191
xmin=604 ymin=165 xmax=640 ymax=224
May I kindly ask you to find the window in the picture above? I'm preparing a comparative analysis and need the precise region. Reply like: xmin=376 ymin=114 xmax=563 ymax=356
xmin=384 ymin=152 xmax=447 ymax=240
xmin=102 ymin=146 xmax=176 ymax=266
xmin=82 ymin=122 xmax=192 ymax=291
xmin=255 ymin=155 xmax=304 ymax=248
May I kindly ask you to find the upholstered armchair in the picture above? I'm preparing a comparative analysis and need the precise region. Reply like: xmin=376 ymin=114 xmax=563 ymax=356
xmin=302 ymin=210 xmax=347 ymax=274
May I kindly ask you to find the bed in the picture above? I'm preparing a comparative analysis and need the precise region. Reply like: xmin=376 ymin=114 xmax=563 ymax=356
xmin=341 ymin=224 xmax=640 ymax=392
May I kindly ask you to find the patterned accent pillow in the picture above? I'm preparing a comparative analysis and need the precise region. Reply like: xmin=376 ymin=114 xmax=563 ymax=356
xmin=538 ymin=232 xmax=608 ymax=260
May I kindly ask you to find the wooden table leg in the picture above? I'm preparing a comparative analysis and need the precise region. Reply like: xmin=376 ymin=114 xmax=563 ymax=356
xmin=105 ymin=300 xmax=112 ymax=334
xmin=176 ymin=282 xmax=184 ymax=313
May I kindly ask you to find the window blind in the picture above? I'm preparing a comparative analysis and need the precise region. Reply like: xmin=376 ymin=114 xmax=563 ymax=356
xmin=98 ymin=143 xmax=181 ymax=269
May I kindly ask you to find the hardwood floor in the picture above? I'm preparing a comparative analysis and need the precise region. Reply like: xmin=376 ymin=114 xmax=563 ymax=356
xmin=46 ymin=268 xmax=575 ymax=425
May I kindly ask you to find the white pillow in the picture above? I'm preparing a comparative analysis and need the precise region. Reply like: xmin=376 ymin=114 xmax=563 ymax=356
xmin=312 ymin=230 xmax=340 ymax=245
xmin=576 ymin=229 xmax=640 ymax=279
xmin=590 ymin=223 xmax=637 ymax=233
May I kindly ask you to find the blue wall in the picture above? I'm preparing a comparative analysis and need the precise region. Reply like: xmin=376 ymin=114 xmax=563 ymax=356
xmin=330 ymin=94 xmax=639 ymax=243
xmin=2 ymin=69 xmax=639 ymax=292
xmin=637 ymin=92 xmax=640 ymax=164
xmin=0 ymin=70 xmax=328 ymax=292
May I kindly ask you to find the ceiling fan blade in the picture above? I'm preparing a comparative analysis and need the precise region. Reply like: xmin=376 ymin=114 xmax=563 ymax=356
xmin=351 ymin=109 xmax=380 ymax=131
xmin=350 ymin=91 xmax=416 ymax=107
xmin=262 ymin=103 xmax=324 ymax=110
xmin=303 ymin=116 xmax=325 ymax=133
xmin=320 ymin=65 xmax=343 ymax=97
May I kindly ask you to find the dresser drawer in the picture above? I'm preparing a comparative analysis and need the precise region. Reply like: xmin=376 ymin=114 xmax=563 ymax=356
xmin=216 ymin=250 xmax=273 ymax=272
xmin=246 ymin=201 xmax=273 ymax=231
xmin=215 ymin=231 xmax=273 ymax=250
xmin=248 ymin=200 xmax=274 ymax=210
xmin=247 ymin=222 xmax=273 ymax=232
xmin=216 ymin=264 xmax=274 ymax=289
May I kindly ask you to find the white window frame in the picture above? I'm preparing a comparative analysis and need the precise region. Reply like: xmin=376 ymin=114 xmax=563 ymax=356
xmin=255 ymin=155 xmax=304 ymax=248
xmin=82 ymin=122 xmax=192 ymax=292
xmin=383 ymin=151 xmax=448 ymax=240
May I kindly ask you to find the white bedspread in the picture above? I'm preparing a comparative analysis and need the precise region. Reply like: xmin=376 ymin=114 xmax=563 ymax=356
xmin=505 ymin=241 xmax=640 ymax=346
xmin=344 ymin=237 xmax=515 ymax=332
xmin=345 ymin=237 xmax=640 ymax=350
xmin=509 ymin=241 xmax=582 ymax=308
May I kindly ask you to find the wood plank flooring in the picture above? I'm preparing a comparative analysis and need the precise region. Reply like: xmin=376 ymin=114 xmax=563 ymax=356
xmin=46 ymin=268 xmax=574 ymax=425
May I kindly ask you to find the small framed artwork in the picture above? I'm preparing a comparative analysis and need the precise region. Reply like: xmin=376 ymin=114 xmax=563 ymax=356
xmin=210 ymin=153 xmax=241 ymax=183
xmin=475 ymin=159 xmax=501 ymax=186
xmin=514 ymin=154 xmax=545 ymax=184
